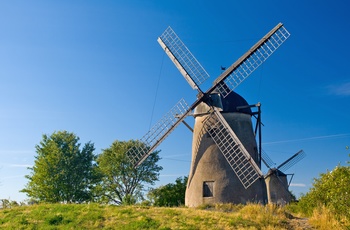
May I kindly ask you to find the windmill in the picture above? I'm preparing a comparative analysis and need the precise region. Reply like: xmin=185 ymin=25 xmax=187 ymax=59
xmin=127 ymin=23 xmax=290 ymax=206
xmin=262 ymin=150 xmax=306 ymax=204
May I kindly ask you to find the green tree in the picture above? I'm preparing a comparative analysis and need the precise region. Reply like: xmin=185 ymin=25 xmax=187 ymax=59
xmin=147 ymin=176 xmax=188 ymax=207
xmin=21 ymin=131 xmax=98 ymax=203
xmin=95 ymin=140 xmax=162 ymax=205
xmin=298 ymin=155 xmax=350 ymax=219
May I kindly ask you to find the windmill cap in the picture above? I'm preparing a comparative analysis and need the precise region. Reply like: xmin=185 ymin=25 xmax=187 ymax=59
xmin=194 ymin=91 xmax=252 ymax=115
xmin=266 ymin=168 xmax=287 ymax=178
xmin=221 ymin=91 xmax=252 ymax=114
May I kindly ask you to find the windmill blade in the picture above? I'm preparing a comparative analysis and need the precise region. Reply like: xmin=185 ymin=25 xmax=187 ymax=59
xmin=203 ymin=107 xmax=263 ymax=189
xmin=126 ymin=98 xmax=191 ymax=166
xmin=212 ymin=23 xmax=290 ymax=98
xmin=261 ymin=150 xmax=276 ymax=169
xmin=277 ymin=150 xmax=306 ymax=172
xmin=158 ymin=26 xmax=210 ymax=91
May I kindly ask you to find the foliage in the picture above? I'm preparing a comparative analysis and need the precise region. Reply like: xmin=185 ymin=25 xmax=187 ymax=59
xmin=297 ymin=154 xmax=350 ymax=222
xmin=147 ymin=176 xmax=187 ymax=207
xmin=21 ymin=131 xmax=98 ymax=203
xmin=94 ymin=140 xmax=162 ymax=205
xmin=0 ymin=203 xmax=302 ymax=229
xmin=0 ymin=199 xmax=19 ymax=209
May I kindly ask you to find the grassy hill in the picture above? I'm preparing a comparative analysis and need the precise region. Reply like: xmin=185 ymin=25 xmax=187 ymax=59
xmin=0 ymin=203 xmax=320 ymax=230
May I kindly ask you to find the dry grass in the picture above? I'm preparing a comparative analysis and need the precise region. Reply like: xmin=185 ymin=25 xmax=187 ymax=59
xmin=2 ymin=202 xmax=341 ymax=229
xmin=308 ymin=206 xmax=348 ymax=230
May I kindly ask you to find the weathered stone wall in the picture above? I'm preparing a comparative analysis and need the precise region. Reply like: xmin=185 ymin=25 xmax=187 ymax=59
xmin=185 ymin=112 xmax=267 ymax=207
xmin=265 ymin=170 xmax=292 ymax=205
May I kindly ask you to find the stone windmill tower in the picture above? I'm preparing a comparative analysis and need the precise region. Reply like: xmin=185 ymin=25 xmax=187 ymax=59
xmin=127 ymin=23 xmax=290 ymax=206
xmin=262 ymin=150 xmax=306 ymax=204
xmin=185 ymin=91 xmax=267 ymax=207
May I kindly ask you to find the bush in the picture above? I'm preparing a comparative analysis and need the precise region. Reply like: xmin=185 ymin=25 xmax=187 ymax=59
xmin=298 ymin=155 xmax=350 ymax=222
xmin=147 ymin=176 xmax=187 ymax=207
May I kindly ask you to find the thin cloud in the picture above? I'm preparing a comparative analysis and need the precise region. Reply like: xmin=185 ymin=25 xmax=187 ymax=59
xmin=0 ymin=150 xmax=34 ymax=155
xmin=161 ymin=154 xmax=189 ymax=158
xmin=264 ymin=133 xmax=350 ymax=145
xmin=160 ymin=174 xmax=185 ymax=177
xmin=0 ymin=163 xmax=32 ymax=168
xmin=1 ymin=175 xmax=26 ymax=180
xmin=9 ymin=164 xmax=32 ymax=168
xmin=289 ymin=183 xmax=306 ymax=187
xmin=327 ymin=82 xmax=350 ymax=96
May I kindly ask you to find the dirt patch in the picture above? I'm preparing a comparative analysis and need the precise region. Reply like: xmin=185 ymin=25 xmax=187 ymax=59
xmin=285 ymin=212 xmax=314 ymax=230
xmin=289 ymin=217 xmax=314 ymax=230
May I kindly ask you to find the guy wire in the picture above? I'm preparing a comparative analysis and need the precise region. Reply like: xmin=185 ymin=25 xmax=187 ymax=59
xmin=149 ymin=52 xmax=165 ymax=130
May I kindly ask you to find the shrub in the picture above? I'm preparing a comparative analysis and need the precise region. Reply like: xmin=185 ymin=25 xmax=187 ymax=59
xmin=298 ymin=165 xmax=350 ymax=219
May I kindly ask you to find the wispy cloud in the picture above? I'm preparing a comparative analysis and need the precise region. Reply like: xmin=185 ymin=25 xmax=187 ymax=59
xmin=9 ymin=164 xmax=32 ymax=168
xmin=162 ymin=154 xmax=189 ymax=158
xmin=1 ymin=175 xmax=26 ymax=180
xmin=160 ymin=174 xmax=185 ymax=177
xmin=327 ymin=81 xmax=350 ymax=96
xmin=0 ymin=150 xmax=34 ymax=155
xmin=289 ymin=183 xmax=306 ymax=187
xmin=0 ymin=163 xmax=32 ymax=168
xmin=264 ymin=133 xmax=350 ymax=145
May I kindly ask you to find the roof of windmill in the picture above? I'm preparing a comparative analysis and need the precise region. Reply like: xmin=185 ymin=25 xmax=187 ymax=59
xmin=265 ymin=168 xmax=287 ymax=178
xmin=222 ymin=91 xmax=252 ymax=114
xmin=193 ymin=90 xmax=252 ymax=116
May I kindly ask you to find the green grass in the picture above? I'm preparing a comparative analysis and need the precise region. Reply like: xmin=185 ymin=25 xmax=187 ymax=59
xmin=0 ymin=203 xmax=328 ymax=229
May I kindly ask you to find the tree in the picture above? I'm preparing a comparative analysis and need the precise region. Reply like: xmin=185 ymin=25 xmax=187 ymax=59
xmin=147 ymin=176 xmax=188 ymax=207
xmin=0 ymin=199 xmax=19 ymax=209
xmin=298 ymin=155 xmax=350 ymax=219
xmin=21 ymin=131 xmax=98 ymax=203
xmin=95 ymin=140 xmax=162 ymax=205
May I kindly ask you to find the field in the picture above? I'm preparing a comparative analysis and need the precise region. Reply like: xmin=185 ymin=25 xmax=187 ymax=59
xmin=0 ymin=203 xmax=323 ymax=230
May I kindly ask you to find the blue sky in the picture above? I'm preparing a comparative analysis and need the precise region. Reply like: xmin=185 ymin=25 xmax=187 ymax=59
xmin=1 ymin=1 xmax=349 ymax=201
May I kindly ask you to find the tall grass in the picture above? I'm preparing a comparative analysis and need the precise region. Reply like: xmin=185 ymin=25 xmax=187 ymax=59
xmin=287 ymin=202 xmax=349 ymax=229
xmin=308 ymin=205 xmax=344 ymax=229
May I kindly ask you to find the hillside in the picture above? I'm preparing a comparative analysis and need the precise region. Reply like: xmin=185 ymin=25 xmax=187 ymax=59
xmin=0 ymin=203 xmax=315 ymax=229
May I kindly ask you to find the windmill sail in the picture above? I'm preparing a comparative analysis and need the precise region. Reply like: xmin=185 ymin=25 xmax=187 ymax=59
xmin=158 ymin=27 xmax=210 ymax=91
xmin=126 ymin=98 xmax=190 ymax=166
xmin=261 ymin=150 xmax=276 ymax=169
xmin=203 ymin=107 xmax=263 ymax=189
xmin=277 ymin=150 xmax=306 ymax=172
xmin=212 ymin=23 xmax=290 ymax=98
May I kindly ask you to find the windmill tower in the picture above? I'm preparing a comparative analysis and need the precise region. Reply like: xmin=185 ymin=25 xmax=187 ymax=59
xmin=185 ymin=91 xmax=267 ymax=206
xmin=126 ymin=23 xmax=290 ymax=206
xmin=262 ymin=150 xmax=306 ymax=204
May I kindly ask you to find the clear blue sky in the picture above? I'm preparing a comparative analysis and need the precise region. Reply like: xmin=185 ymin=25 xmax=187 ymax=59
xmin=1 ymin=1 xmax=349 ymax=201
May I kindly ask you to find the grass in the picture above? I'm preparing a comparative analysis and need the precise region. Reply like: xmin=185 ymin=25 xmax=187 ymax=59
xmin=286 ymin=202 xmax=350 ymax=229
xmin=308 ymin=206 xmax=347 ymax=230
xmin=0 ymin=202 xmax=346 ymax=229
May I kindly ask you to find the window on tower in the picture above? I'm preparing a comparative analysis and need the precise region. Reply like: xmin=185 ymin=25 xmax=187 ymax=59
xmin=203 ymin=181 xmax=214 ymax=197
